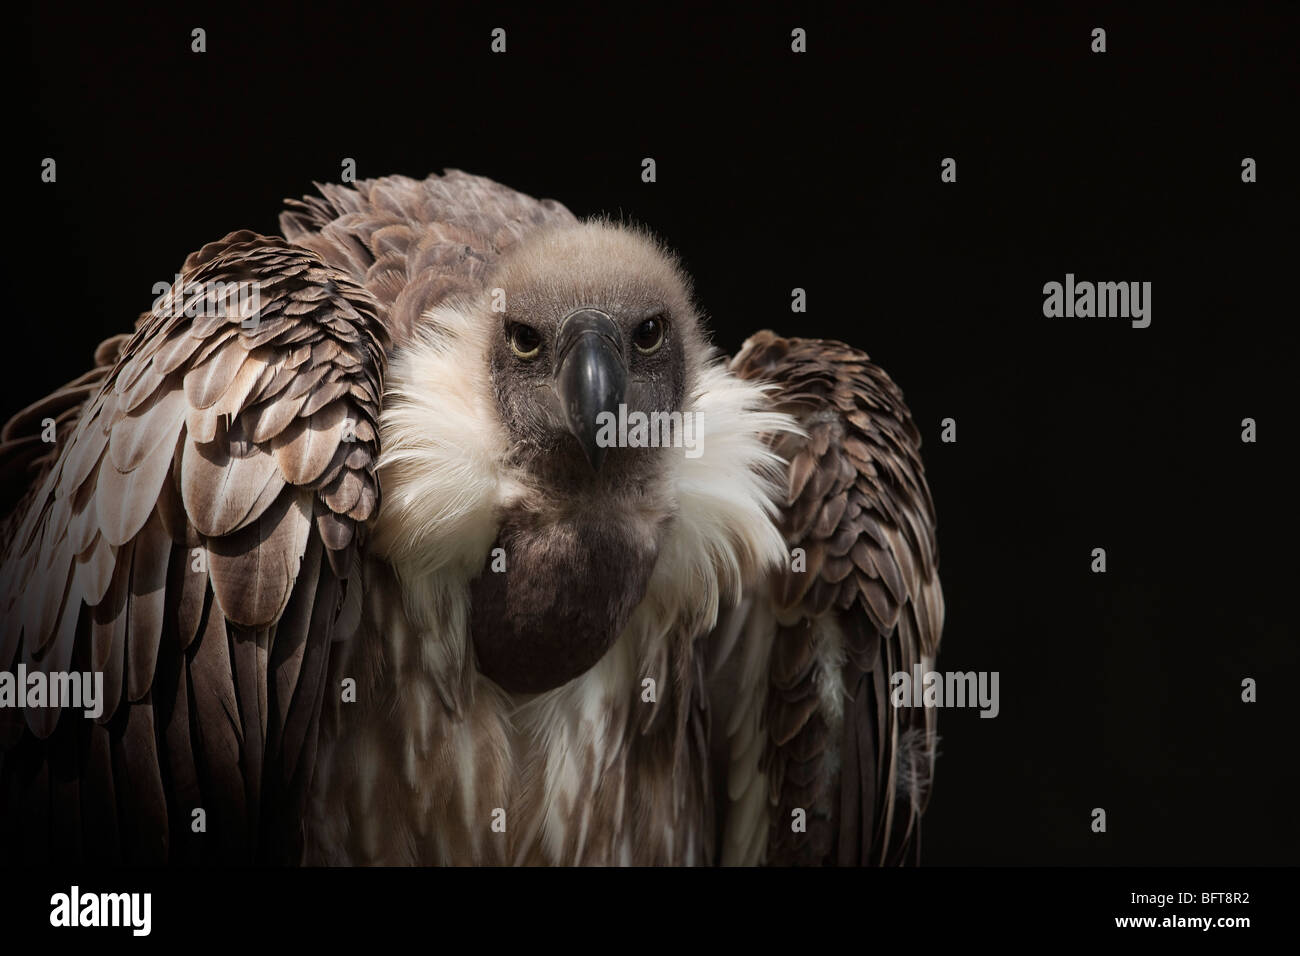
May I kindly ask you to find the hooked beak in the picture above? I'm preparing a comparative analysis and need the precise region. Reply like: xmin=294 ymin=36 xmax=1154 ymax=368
xmin=553 ymin=309 xmax=626 ymax=470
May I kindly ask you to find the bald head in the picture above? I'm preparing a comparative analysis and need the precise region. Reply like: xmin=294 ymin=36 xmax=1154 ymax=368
xmin=480 ymin=221 xmax=708 ymax=491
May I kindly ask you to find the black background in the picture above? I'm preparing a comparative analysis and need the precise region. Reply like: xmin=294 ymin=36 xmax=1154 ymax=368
xmin=17 ymin=2 xmax=1298 ymax=865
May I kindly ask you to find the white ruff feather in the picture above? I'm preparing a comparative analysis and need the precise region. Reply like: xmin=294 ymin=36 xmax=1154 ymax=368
xmin=372 ymin=304 xmax=528 ymax=580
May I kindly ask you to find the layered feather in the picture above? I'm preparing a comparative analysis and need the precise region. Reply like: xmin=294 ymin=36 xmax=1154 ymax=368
xmin=715 ymin=330 xmax=945 ymax=866
xmin=0 ymin=231 xmax=386 ymax=863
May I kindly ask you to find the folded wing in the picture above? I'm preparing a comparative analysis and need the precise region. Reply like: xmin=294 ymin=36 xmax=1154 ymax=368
xmin=713 ymin=332 xmax=944 ymax=866
xmin=0 ymin=232 xmax=386 ymax=863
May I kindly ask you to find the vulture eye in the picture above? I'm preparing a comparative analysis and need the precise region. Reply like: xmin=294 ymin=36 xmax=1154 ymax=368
xmin=509 ymin=323 xmax=542 ymax=359
xmin=633 ymin=315 xmax=666 ymax=354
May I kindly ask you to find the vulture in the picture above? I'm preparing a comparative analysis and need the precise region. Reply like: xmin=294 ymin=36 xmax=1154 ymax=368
xmin=0 ymin=170 xmax=943 ymax=866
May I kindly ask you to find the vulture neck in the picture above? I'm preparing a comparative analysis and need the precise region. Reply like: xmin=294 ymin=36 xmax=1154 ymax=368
xmin=468 ymin=495 xmax=669 ymax=695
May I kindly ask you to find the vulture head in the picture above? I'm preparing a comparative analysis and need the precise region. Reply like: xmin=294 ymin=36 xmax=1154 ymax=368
xmin=484 ymin=221 xmax=705 ymax=488
xmin=376 ymin=221 xmax=727 ymax=695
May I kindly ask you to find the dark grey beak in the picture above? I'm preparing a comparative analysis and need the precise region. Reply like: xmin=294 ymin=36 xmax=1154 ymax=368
xmin=554 ymin=308 xmax=626 ymax=470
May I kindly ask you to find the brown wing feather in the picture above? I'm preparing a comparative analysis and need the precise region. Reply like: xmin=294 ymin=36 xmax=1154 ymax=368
xmin=280 ymin=169 xmax=578 ymax=345
xmin=725 ymin=331 xmax=944 ymax=866
xmin=0 ymin=231 xmax=386 ymax=863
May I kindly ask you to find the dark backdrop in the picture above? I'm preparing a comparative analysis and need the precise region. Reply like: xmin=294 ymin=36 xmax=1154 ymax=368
xmin=18 ymin=3 xmax=1297 ymax=864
